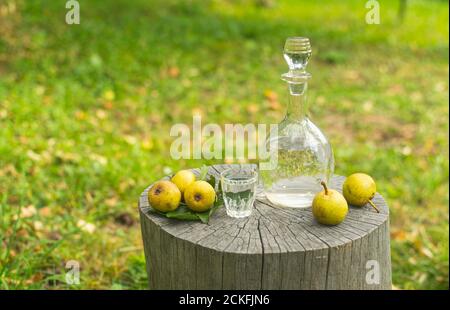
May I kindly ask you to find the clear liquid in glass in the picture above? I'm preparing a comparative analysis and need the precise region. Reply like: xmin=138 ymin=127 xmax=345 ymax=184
xmin=222 ymin=177 xmax=256 ymax=218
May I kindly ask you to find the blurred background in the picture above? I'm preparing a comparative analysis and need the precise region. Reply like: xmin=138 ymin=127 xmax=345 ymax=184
xmin=0 ymin=0 xmax=448 ymax=289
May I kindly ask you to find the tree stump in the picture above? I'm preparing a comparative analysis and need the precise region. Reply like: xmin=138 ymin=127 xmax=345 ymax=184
xmin=139 ymin=164 xmax=392 ymax=290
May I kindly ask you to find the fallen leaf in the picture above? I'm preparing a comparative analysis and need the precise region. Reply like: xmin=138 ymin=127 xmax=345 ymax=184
xmin=246 ymin=103 xmax=259 ymax=114
xmin=141 ymin=138 xmax=154 ymax=150
xmin=343 ymin=70 xmax=360 ymax=81
xmin=26 ymin=150 xmax=41 ymax=162
xmin=268 ymin=100 xmax=282 ymax=111
xmin=408 ymin=257 xmax=417 ymax=265
xmin=95 ymin=109 xmax=107 ymax=119
xmin=17 ymin=228 xmax=29 ymax=238
xmin=75 ymin=110 xmax=87 ymax=120
xmin=105 ymin=196 xmax=119 ymax=207
xmin=103 ymin=101 xmax=114 ymax=110
xmin=391 ymin=229 xmax=407 ymax=241
xmin=25 ymin=272 xmax=44 ymax=285
xmin=264 ymin=89 xmax=278 ymax=102
xmin=17 ymin=205 xmax=37 ymax=219
xmin=0 ymin=109 xmax=8 ymax=119
xmin=0 ymin=164 xmax=18 ymax=177
xmin=114 ymin=213 xmax=135 ymax=227
xmin=47 ymin=231 xmax=62 ymax=241
xmin=90 ymin=154 xmax=108 ymax=166
xmin=150 ymin=90 xmax=159 ymax=98
xmin=136 ymin=86 xmax=147 ymax=96
xmin=33 ymin=221 xmax=44 ymax=231
xmin=102 ymin=90 xmax=115 ymax=101
xmin=35 ymin=85 xmax=45 ymax=96
xmin=362 ymin=100 xmax=373 ymax=112
xmin=316 ymin=96 xmax=326 ymax=105
xmin=123 ymin=135 xmax=137 ymax=145
xmin=401 ymin=146 xmax=412 ymax=156
xmin=420 ymin=247 xmax=434 ymax=258
xmin=417 ymin=272 xmax=427 ymax=284
xmin=55 ymin=150 xmax=80 ymax=163
xmin=77 ymin=219 xmax=96 ymax=234
xmin=149 ymin=114 xmax=161 ymax=125
xmin=181 ymin=79 xmax=192 ymax=87
xmin=119 ymin=180 xmax=131 ymax=193
xmin=96 ymin=137 xmax=104 ymax=146
xmin=386 ymin=84 xmax=404 ymax=96
xmin=85 ymin=192 xmax=94 ymax=204
xmin=118 ymin=246 xmax=141 ymax=252
xmin=434 ymin=81 xmax=447 ymax=93
xmin=419 ymin=139 xmax=437 ymax=156
xmin=168 ymin=66 xmax=180 ymax=78
xmin=410 ymin=91 xmax=423 ymax=102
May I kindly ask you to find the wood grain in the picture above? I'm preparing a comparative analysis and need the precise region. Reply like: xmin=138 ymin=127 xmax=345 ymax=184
xmin=139 ymin=164 xmax=392 ymax=289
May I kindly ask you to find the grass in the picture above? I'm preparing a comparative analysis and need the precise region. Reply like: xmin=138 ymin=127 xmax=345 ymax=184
xmin=0 ymin=0 xmax=448 ymax=289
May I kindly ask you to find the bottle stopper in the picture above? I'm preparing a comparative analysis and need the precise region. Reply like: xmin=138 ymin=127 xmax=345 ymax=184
xmin=282 ymin=37 xmax=312 ymax=83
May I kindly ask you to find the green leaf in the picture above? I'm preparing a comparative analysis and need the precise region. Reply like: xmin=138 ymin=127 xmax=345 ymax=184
xmin=150 ymin=193 xmax=224 ymax=224
xmin=199 ymin=165 xmax=209 ymax=181
xmin=152 ymin=196 xmax=223 ymax=224
xmin=196 ymin=211 xmax=210 ymax=224
xmin=165 ymin=204 xmax=200 ymax=221
xmin=205 ymin=174 xmax=217 ymax=190
xmin=209 ymin=195 xmax=223 ymax=216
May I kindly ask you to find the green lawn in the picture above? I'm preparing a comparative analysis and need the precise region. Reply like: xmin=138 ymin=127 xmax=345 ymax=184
xmin=0 ymin=0 xmax=448 ymax=289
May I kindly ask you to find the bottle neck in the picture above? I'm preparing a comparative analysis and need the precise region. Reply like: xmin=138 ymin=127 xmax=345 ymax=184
xmin=286 ymin=82 xmax=308 ymax=122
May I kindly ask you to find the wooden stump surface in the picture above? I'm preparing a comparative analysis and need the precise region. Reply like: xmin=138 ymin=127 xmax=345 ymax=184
xmin=139 ymin=164 xmax=391 ymax=290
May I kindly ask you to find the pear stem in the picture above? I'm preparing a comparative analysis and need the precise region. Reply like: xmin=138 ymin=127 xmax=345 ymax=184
xmin=320 ymin=181 xmax=328 ymax=195
xmin=368 ymin=199 xmax=380 ymax=213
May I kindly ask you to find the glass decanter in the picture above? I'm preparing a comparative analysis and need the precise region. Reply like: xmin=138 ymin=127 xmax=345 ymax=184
xmin=260 ymin=37 xmax=334 ymax=208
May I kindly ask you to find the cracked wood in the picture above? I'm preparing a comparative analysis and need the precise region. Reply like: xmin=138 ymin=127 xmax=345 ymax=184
xmin=139 ymin=164 xmax=392 ymax=289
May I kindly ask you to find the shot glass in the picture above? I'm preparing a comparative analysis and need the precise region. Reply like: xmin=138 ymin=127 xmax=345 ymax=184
xmin=220 ymin=168 xmax=258 ymax=218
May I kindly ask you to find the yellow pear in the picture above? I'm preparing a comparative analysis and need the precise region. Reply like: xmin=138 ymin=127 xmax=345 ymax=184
xmin=184 ymin=180 xmax=216 ymax=212
xmin=312 ymin=182 xmax=348 ymax=226
xmin=343 ymin=173 xmax=379 ymax=213
xmin=148 ymin=180 xmax=181 ymax=212
xmin=171 ymin=170 xmax=196 ymax=196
